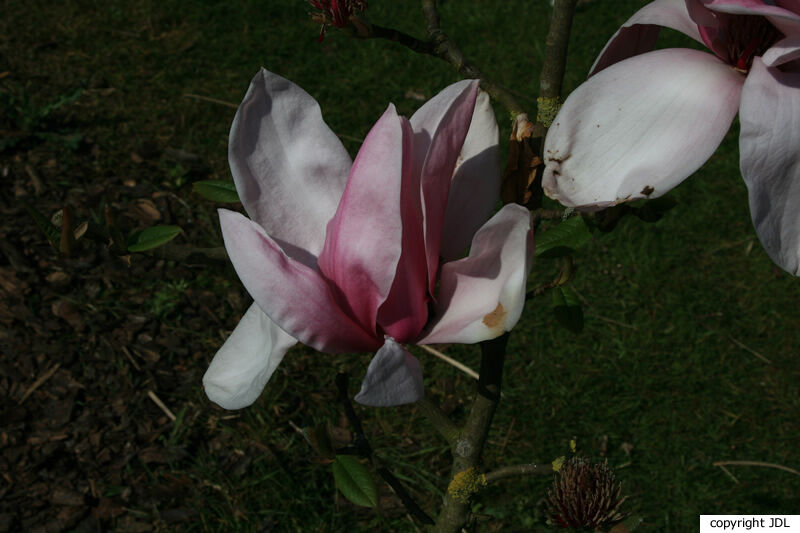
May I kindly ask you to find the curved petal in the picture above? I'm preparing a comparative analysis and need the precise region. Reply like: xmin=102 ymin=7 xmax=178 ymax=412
xmin=739 ymin=58 xmax=800 ymax=275
xmin=440 ymin=90 xmax=502 ymax=262
xmin=543 ymin=48 xmax=744 ymax=208
xmin=203 ymin=303 xmax=297 ymax=410
xmin=418 ymin=204 xmax=533 ymax=345
xmin=409 ymin=79 xmax=480 ymax=294
xmin=219 ymin=208 xmax=379 ymax=352
xmin=354 ymin=337 xmax=424 ymax=407
xmin=229 ymin=68 xmax=352 ymax=265
xmin=704 ymin=0 xmax=800 ymax=36
xmin=318 ymin=105 xmax=416 ymax=338
xmin=762 ymin=36 xmax=800 ymax=66
xmin=591 ymin=0 xmax=703 ymax=76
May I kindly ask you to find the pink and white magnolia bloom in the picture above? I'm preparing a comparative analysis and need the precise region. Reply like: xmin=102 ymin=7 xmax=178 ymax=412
xmin=543 ymin=0 xmax=800 ymax=275
xmin=203 ymin=69 xmax=534 ymax=410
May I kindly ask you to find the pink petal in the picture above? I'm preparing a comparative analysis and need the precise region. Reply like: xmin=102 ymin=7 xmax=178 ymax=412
xmin=762 ymin=36 xmax=800 ymax=66
xmin=409 ymin=79 xmax=480 ymax=294
xmin=376 ymin=115 xmax=429 ymax=341
xmin=318 ymin=105 xmax=417 ymax=338
xmin=704 ymin=0 xmax=800 ymax=36
xmin=354 ymin=337 xmax=424 ymax=407
xmin=440 ymin=90 xmax=502 ymax=262
xmin=219 ymin=208 xmax=379 ymax=352
xmin=418 ymin=204 xmax=533 ymax=345
xmin=228 ymin=69 xmax=352 ymax=264
xmin=739 ymin=58 xmax=800 ymax=275
xmin=591 ymin=0 xmax=703 ymax=76
xmin=543 ymin=48 xmax=744 ymax=209
xmin=203 ymin=303 xmax=297 ymax=409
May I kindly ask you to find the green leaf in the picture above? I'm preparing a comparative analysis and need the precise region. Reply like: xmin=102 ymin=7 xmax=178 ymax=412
xmin=332 ymin=455 xmax=378 ymax=508
xmin=553 ymin=286 xmax=583 ymax=334
xmin=193 ymin=180 xmax=240 ymax=203
xmin=127 ymin=225 xmax=182 ymax=252
xmin=22 ymin=200 xmax=60 ymax=247
xmin=535 ymin=216 xmax=591 ymax=258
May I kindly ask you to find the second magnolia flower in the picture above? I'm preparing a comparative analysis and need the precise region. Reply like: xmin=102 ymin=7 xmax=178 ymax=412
xmin=203 ymin=69 xmax=534 ymax=410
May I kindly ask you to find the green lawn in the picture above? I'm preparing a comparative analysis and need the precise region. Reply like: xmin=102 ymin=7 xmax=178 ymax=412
xmin=2 ymin=0 xmax=798 ymax=531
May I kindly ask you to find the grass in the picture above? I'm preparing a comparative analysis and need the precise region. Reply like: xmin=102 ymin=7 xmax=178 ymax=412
xmin=2 ymin=0 xmax=799 ymax=531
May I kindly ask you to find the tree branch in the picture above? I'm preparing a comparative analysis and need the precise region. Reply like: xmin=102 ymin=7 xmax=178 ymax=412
xmin=433 ymin=334 xmax=509 ymax=532
xmin=483 ymin=463 xmax=553 ymax=484
xmin=532 ymin=0 xmax=578 ymax=138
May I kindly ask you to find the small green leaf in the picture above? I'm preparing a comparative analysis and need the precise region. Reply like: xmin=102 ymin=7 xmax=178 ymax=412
xmin=553 ymin=286 xmax=583 ymax=334
xmin=332 ymin=455 xmax=378 ymax=508
xmin=127 ymin=225 xmax=182 ymax=252
xmin=193 ymin=180 xmax=240 ymax=203
xmin=22 ymin=200 xmax=60 ymax=247
xmin=535 ymin=216 xmax=591 ymax=258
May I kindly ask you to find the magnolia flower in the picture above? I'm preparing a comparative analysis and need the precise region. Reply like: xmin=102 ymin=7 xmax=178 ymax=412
xmin=543 ymin=0 xmax=800 ymax=275
xmin=203 ymin=69 xmax=534 ymax=410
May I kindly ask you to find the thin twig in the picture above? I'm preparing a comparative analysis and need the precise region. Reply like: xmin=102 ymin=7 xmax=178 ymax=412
xmin=120 ymin=346 xmax=141 ymax=371
xmin=418 ymin=344 xmax=479 ymax=380
xmin=419 ymin=0 xmax=526 ymax=117
xmin=147 ymin=390 xmax=177 ymax=422
xmin=19 ymin=363 xmax=61 ymax=404
xmin=183 ymin=93 xmax=238 ymax=109
xmin=698 ymin=321 xmax=772 ymax=365
xmin=349 ymin=20 xmax=434 ymax=55
xmin=728 ymin=336 xmax=772 ymax=365
xmin=335 ymin=374 xmax=435 ymax=525
xmin=715 ymin=464 xmax=740 ymax=484
xmin=713 ymin=460 xmax=800 ymax=476
xmin=483 ymin=463 xmax=554 ymax=484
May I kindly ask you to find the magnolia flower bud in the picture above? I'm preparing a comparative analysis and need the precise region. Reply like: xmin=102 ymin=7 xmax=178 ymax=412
xmin=308 ymin=0 xmax=368 ymax=41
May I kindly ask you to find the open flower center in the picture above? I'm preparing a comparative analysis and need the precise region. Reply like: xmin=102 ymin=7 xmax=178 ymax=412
xmin=720 ymin=15 xmax=782 ymax=71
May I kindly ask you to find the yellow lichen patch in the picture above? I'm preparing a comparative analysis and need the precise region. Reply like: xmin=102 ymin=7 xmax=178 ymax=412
xmin=447 ymin=467 xmax=487 ymax=503
xmin=552 ymin=456 xmax=566 ymax=472
xmin=536 ymin=96 xmax=561 ymax=128
xmin=482 ymin=302 xmax=507 ymax=333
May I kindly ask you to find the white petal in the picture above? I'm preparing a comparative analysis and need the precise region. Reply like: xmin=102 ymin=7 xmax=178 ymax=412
xmin=739 ymin=58 xmax=800 ymax=275
xmin=543 ymin=48 xmax=744 ymax=209
xmin=354 ymin=338 xmax=424 ymax=407
xmin=409 ymin=79 xmax=480 ymax=295
xmin=229 ymin=68 xmax=352 ymax=264
xmin=203 ymin=302 xmax=297 ymax=410
xmin=418 ymin=204 xmax=533 ymax=345
xmin=440 ymin=90 xmax=502 ymax=261
xmin=762 ymin=36 xmax=800 ymax=67
xmin=591 ymin=0 xmax=703 ymax=76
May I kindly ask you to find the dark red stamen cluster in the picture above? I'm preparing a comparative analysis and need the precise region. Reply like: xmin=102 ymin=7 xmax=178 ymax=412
xmin=721 ymin=14 xmax=782 ymax=71
xmin=308 ymin=0 xmax=367 ymax=41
